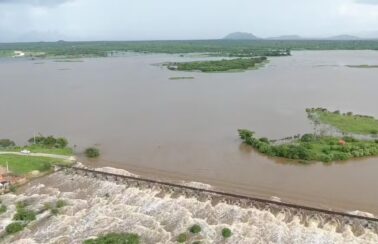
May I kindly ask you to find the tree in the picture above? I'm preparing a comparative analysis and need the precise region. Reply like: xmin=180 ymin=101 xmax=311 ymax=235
xmin=56 ymin=137 xmax=68 ymax=148
xmin=0 ymin=139 xmax=15 ymax=148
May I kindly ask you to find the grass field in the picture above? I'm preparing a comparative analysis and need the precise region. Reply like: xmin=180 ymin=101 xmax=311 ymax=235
xmin=0 ymin=155 xmax=65 ymax=175
xmin=2 ymin=145 xmax=73 ymax=156
xmin=308 ymin=108 xmax=378 ymax=135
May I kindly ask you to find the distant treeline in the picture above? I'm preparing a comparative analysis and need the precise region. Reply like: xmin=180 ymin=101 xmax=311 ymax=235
xmin=2 ymin=39 xmax=378 ymax=58
xmin=168 ymin=57 xmax=267 ymax=72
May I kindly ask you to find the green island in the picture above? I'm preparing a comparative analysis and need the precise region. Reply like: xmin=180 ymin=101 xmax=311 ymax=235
xmin=169 ymin=76 xmax=195 ymax=80
xmin=238 ymin=108 xmax=378 ymax=163
xmin=306 ymin=108 xmax=378 ymax=135
xmin=167 ymin=57 xmax=267 ymax=72
xmin=346 ymin=65 xmax=378 ymax=68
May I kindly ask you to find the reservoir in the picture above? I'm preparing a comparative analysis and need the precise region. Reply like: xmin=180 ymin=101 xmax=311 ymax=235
xmin=0 ymin=51 xmax=377 ymax=215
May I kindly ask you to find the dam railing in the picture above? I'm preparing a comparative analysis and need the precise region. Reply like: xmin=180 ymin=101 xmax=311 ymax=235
xmin=59 ymin=165 xmax=378 ymax=233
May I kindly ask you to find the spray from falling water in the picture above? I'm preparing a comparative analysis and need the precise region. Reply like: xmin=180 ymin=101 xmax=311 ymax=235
xmin=0 ymin=171 xmax=376 ymax=244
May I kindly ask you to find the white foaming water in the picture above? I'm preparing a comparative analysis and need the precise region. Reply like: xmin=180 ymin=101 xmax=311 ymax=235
xmin=0 ymin=172 xmax=376 ymax=244
xmin=94 ymin=167 xmax=139 ymax=177
xmin=181 ymin=181 xmax=213 ymax=190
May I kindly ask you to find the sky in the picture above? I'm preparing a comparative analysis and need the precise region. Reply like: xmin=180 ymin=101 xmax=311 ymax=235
xmin=0 ymin=0 xmax=378 ymax=42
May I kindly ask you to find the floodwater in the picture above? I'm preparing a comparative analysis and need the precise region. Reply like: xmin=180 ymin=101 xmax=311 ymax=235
xmin=0 ymin=51 xmax=378 ymax=215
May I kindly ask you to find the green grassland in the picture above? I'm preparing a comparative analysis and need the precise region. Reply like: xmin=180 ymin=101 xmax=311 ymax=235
xmin=168 ymin=57 xmax=267 ymax=72
xmin=307 ymin=108 xmax=378 ymax=135
xmin=2 ymin=145 xmax=73 ymax=156
xmin=0 ymin=155 xmax=65 ymax=175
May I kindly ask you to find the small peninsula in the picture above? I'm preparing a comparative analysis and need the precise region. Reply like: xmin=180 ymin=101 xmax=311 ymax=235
xmin=239 ymin=108 xmax=378 ymax=163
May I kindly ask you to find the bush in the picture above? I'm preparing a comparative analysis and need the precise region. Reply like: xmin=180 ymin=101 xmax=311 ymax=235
xmin=189 ymin=224 xmax=201 ymax=234
xmin=6 ymin=222 xmax=24 ymax=234
xmin=0 ymin=204 xmax=7 ymax=214
xmin=51 ymin=208 xmax=59 ymax=215
xmin=28 ymin=135 xmax=69 ymax=148
xmin=0 ymin=139 xmax=16 ymax=148
xmin=84 ymin=233 xmax=140 ymax=244
xmin=177 ymin=233 xmax=187 ymax=243
xmin=13 ymin=208 xmax=36 ymax=222
xmin=222 ymin=228 xmax=232 ymax=238
xmin=301 ymin=134 xmax=315 ymax=142
xmin=85 ymin=147 xmax=100 ymax=158
xmin=10 ymin=185 xmax=17 ymax=193
xmin=56 ymin=199 xmax=66 ymax=208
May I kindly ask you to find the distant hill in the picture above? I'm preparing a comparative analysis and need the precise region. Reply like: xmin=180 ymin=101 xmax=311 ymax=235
xmin=327 ymin=35 xmax=360 ymax=40
xmin=223 ymin=32 xmax=259 ymax=40
xmin=268 ymin=35 xmax=303 ymax=40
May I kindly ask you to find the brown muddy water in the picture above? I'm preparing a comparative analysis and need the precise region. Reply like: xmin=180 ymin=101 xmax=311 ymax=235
xmin=0 ymin=51 xmax=378 ymax=215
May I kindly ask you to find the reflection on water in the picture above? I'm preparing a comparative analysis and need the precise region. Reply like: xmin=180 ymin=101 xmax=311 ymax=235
xmin=1 ymin=172 xmax=376 ymax=244
xmin=0 ymin=51 xmax=378 ymax=215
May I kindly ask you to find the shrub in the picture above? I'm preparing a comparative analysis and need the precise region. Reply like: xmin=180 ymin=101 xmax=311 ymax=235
xmin=0 ymin=204 xmax=7 ymax=214
xmin=0 ymin=139 xmax=16 ymax=148
xmin=300 ymin=134 xmax=315 ymax=142
xmin=56 ymin=199 xmax=66 ymax=208
xmin=189 ymin=224 xmax=201 ymax=234
xmin=28 ymin=135 xmax=69 ymax=148
xmin=177 ymin=233 xmax=187 ymax=243
xmin=6 ymin=222 xmax=24 ymax=234
xmin=10 ymin=185 xmax=17 ymax=193
xmin=259 ymin=137 xmax=270 ymax=144
xmin=51 ymin=208 xmax=59 ymax=215
xmin=222 ymin=228 xmax=232 ymax=238
xmin=13 ymin=208 xmax=36 ymax=222
xmin=85 ymin=147 xmax=100 ymax=158
xmin=84 ymin=233 xmax=140 ymax=244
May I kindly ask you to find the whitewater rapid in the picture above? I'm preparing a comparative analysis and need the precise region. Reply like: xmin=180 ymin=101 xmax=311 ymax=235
xmin=0 ymin=171 xmax=377 ymax=244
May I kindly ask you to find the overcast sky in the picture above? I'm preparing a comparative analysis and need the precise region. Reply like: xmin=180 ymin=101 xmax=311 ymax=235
xmin=0 ymin=0 xmax=378 ymax=42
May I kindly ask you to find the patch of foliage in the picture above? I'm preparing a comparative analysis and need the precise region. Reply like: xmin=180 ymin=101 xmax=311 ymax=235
xmin=238 ymin=129 xmax=378 ymax=163
xmin=177 ymin=233 xmax=187 ymax=243
xmin=306 ymin=108 xmax=378 ymax=135
xmin=168 ymin=57 xmax=267 ymax=72
xmin=83 ymin=233 xmax=140 ymax=244
xmin=0 ymin=204 xmax=7 ymax=214
xmin=6 ymin=222 xmax=24 ymax=234
xmin=189 ymin=224 xmax=202 ymax=234
xmin=13 ymin=208 xmax=36 ymax=222
xmin=222 ymin=228 xmax=232 ymax=238
xmin=28 ymin=135 xmax=68 ymax=149
xmin=56 ymin=199 xmax=66 ymax=208
xmin=85 ymin=147 xmax=100 ymax=158
xmin=0 ymin=139 xmax=16 ymax=148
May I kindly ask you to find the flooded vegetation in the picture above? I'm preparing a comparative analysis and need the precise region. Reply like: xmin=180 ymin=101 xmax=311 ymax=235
xmin=307 ymin=108 xmax=378 ymax=135
xmin=239 ymin=107 xmax=378 ymax=163
xmin=167 ymin=57 xmax=267 ymax=72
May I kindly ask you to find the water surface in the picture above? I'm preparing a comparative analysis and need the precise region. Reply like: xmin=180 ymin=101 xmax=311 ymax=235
xmin=0 ymin=51 xmax=377 ymax=214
